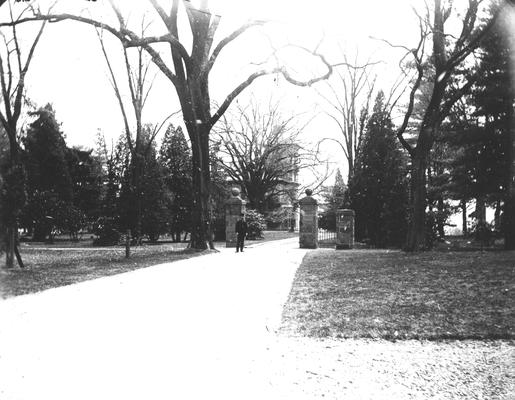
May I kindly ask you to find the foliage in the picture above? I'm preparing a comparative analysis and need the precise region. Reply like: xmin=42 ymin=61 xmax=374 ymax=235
xmin=472 ymin=4 xmax=515 ymax=249
xmin=318 ymin=209 xmax=336 ymax=232
xmin=215 ymin=101 xmax=309 ymax=213
xmin=319 ymin=169 xmax=347 ymax=231
xmin=348 ymin=92 xmax=409 ymax=247
xmin=209 ymin=140 xmax=231 ymax=240
xmin=66 ymin=147 xmax=103 ymax=224
xmin=92 ymin=216 xmax=121 ymax=246
xmin=264 ymin=206 xmax=296 ymax=231
xmin=0 ymin=173 xmax=5 ymax=254
xmin=96 ymin=133 xmax=129 ymax=222
xmin=141 ymin=140 xmax=171 ymax=243
xmin=59 ymin=205 xmax=86 ymax=242
xmin=390 ymin=0 xmax=503 ymax=251
xmin=244 ymin=209 xmax=267 ymax=240
xmin=159 ymin=124 xmax=192 ymax=241
xmin=22 ymin=104 xmax=73 ymax=241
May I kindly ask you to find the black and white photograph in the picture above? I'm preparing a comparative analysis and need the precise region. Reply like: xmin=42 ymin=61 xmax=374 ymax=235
xmin=0 ymin=0 xmax=514 ymax=398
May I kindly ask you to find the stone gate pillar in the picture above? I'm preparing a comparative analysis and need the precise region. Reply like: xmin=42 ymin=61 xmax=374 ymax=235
xmin=336 ymin=209 xmax=355 ymax=249
xmin=225 ymin=188 xmax=246 ymax=248
xmin=299 ymin=189 xmax=318 ymax=249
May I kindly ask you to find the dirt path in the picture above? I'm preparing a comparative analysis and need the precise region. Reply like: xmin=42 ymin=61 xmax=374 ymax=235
xmin=0 ymin=238 xmax=512 ymax=399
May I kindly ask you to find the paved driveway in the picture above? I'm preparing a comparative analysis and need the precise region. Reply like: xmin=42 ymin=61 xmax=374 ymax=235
xmin=1 ymin=239 xmax=513 ymax=400
xmin=0 ymin=238 xmax=307 ymax=400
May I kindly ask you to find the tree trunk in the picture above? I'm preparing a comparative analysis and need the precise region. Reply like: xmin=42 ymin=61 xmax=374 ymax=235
xmin=127 ymin=151 xmax=144 ymax=245
xmin=405 ymin=154 xmax=428 ymax=251
xmin=5 ymin=227 xmax=15 ymax=268
xmin=494 ymin=199 xmax=502 ymax=231
xmin=461 ymin=200 xmax=468 ymax=236
xmin=187 ymin=121 xmax=213 ymax=250
xmin=476 ymin=196 xmax=486 ymax=227
xmin=4 ymin=139 xmax=25 ymax=268
xmin=505 ymin=198 xmax=515 ymax=249
xmin=475 ymin=196 xmax=488 ymax=246
xmin=437 ymin=196 xmax=445 ymax=238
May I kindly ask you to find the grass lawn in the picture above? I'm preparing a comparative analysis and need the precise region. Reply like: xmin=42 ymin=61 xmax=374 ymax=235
xmin=0 ymin=230 xmax=296 ymax=299
xmin=281 ymin=249 xmax=515 ymax=340
xmin=250 ymin=230 xmax=298 ymax=243
xmin=0 ymin=244 xmax=209 ymax=299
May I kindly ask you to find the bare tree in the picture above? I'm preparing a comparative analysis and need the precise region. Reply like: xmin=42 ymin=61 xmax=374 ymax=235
xmin=315 ymin=52 xmax=377 ymax=183
xmin=214 ymin=99 xmax=322 ymax=213
xmin=1 ymin=0 xmax=338 ymax=249
xmin=0 ymin=1 xmax=46 ymax=268
xmin=383 ymin=0 xmax=509 ymax=251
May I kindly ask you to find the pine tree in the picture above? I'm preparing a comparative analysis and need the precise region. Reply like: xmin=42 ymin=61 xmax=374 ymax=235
xmin=319 ymin=168 xmax=346 ymax=231
xmin=348 ymin=91 xmax=409 ymax=247
xmin=22 ymin=104 xmax=73 ymax=241
xmin=66 ymin=147 xmax=103 ymax=224
xmin=159 ymin=124 xmax=193 ymax=242
xmin=472 ymin=4 xmax=514 ymax=248
xmin=141 ymin=140 xmax=170 ymax=242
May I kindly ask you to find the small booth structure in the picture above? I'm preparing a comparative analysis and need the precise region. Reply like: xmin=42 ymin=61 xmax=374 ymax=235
xmin=336 ymin=209 xmax=355 ymax=249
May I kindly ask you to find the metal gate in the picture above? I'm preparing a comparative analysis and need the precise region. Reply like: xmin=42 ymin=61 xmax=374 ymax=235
xmin=318 ymin=228 xmax=337 ymax=248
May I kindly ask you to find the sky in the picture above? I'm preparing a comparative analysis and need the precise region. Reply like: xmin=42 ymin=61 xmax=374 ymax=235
xmin=0 ymin=0 xmax=499 ymax=183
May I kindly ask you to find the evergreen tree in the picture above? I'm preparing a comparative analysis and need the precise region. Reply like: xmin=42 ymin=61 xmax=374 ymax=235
xmin=66 ymin=147 xmax=103 ymax=225
xmin=141 ymin=139 xmax=171 ymax=242
xmin=319 ymin=168 xmax=346 ymax=231
xmin=95 ymin=132 xmax=129 ymax=224
xmin=472 ymin=4 xmax=514 ymax=248
xmin=210 ymin=140 xmax=231 ymax=241
xmin=159 ymin=124 xmax=193 ymax=242
xmin=22 ymin=104 xmax=73 ymax=241
xmin=348 ymin=91 xmax=409 ymax=247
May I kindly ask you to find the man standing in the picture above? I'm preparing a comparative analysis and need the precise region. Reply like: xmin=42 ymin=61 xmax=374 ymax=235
xmin=235 ymin=213 xmax=247 ymax=253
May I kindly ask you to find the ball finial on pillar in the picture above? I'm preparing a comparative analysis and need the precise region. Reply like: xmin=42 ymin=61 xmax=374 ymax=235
xmin=231 ymin=187 xmax=241 ymax=197
xmin=305 ymin=189 xmax=313 ymax=196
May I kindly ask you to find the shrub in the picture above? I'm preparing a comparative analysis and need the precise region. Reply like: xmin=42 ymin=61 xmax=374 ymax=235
xmin=245 ymin=209 xmax=266 ymax=240
xmin=471 ymin=220 xmax=495 ymax=245
xmin=58 ymin=205 xmax=86 ymax=242
xmin=318 ymin=209 xmax=336 ymax=231
xmin=92 ymin=217 xmax=121 ymax=246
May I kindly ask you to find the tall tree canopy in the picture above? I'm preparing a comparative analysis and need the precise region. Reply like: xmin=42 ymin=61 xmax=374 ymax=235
xmin=215 ymin=101 xmax=316 ymax=213
xmin=391 ymin=0 xmax=512 ymax=250
xmin=3 ymin=0 xmax=337 ymax=249
xmin=474 ymin=3 xmax=515 ymax=248
xmin=22 ymin=104 xmax=73 ymax=241
xmin=348 ymin=91 xmax=409 ymax=248
xmin=159 ymin=124 xmax=193 ymax=242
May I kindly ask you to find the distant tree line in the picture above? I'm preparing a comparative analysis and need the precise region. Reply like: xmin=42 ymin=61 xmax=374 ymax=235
xmin=1 ymin=104 xmax=207 ymax=245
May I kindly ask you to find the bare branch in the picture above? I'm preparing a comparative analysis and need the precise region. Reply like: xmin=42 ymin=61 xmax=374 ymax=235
xmin=201 ymin=19 xmax=266 ymax=80
xmin=210 ymin=47 xmax=334 ymax=128
xmin=0 ymin=11 xmax=190 ymax=76
xmin=11 ymin=19 xmax=46 ymax=124
xmin=145 ymin=109 xmax=182 ymax=153
xmin=95 ymin=28 xmax=134 ymax=154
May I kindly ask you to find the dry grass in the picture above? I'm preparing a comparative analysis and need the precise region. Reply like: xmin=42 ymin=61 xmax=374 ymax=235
xmin=250 ymin=230 xmax=298 ymax=242
xmin=281 ymin=249 xmax=515 ymax=340
xmin=0 ymin=230 xmax=296 ymax=299
xmin=0 ymin=244 xmax=206 ymax=299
